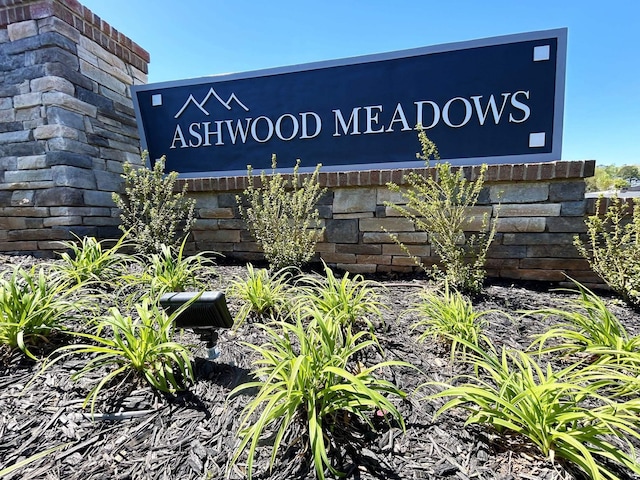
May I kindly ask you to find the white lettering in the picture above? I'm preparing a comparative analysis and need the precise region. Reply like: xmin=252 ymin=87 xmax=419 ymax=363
xmin=188 ymin=123 xmax=203 ymax=147
xmin=414 ymin=101 xmax=440 ymax=129
xmin=471 ymin=93 xmax=511 ymax=125
xmin=300 ymin=111 xmax=322 ymax=139
xmin=170 ymin=125 xmax=187 ymax=149
xmin=203 ymin=121 xmax=224 ymax=146
xmin=442 ymin=97 xmax=472 ymax=128
xmin=364 ymin=105 xmax=384 ymax=134
xmin=385 ymin=103 xmax=411 ymax=132
xmin=275 ymin=114 xmax=299 ymax=141
xmin=333 ymin=107 xmax=361 ymax=136
xmin=250 ymin=116 xmax=274 ymax=143
xmin=509 ymin=90 xmax=531 ymax=123
xmin=224 ymin=119 xmax=252 ymax=145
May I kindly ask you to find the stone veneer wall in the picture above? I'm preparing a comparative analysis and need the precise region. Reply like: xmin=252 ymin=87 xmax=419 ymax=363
xmin=0 ymin=0 xmax=148 ymax=256
xmin=179 ymin=159 xmax=599 ymax=284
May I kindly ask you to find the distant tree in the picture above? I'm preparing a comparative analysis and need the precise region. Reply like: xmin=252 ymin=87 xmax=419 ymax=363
xmin=618 ymin=165 xmax=640 ymax=181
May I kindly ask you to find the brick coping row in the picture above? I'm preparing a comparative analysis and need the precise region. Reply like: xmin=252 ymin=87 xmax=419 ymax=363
xmin=176 ymin=160 xmax=596 ymax=193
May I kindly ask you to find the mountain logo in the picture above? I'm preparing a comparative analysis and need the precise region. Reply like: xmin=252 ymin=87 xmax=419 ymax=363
xmin=174 ymin=87 xmax=250 ymax=119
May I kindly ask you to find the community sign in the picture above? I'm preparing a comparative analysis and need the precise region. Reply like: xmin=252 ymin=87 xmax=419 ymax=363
xmin=131 ymin=28 xmax=567 ymax=176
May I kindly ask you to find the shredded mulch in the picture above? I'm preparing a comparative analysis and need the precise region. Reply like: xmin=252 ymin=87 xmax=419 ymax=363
xmin=1 ymin=254 xmax=639 ymax=479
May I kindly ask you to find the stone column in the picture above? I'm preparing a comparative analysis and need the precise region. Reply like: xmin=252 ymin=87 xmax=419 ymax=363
xmin=0 ymin=0 xmax=149 ymax=256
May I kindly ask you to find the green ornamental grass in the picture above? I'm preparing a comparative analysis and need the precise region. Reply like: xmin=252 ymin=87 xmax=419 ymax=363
xmin=227 ymin=263 xmax=293 ymax=327
xmin=297 ymin=261 xmax=386 ymax=332
xmin=0 ymin=267 xmax=82 ymax=360
xmin=52 ymin=233 xmax=132 ymax=288
xmin=412 ymin=284 xmax=495 ymax=359
xmin=432 ymin=338 xmax=640 ymax=480
xmin=39 ymin=298 xmax=195 ymax=414
xmin=229 ymin=308 xmax=409 ymax=480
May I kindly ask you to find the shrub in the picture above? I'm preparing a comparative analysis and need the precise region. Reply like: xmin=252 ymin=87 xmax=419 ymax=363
xmin=385 ymin=128 xmax=496 ymax=294
xmin=112 ymin=153 xmax=196 ymax=255
xmin=432 ymin=339 xmax=640 ymax=480
xmin=574 ymin=195 xmax=640 ymax=307
xmin=226 ymin=264 xmax=293 ymax=327
xmin=229 ymin=308 xmax=408 ymax=480
xmin=237 ymin=156 xmax=325 ymax=271
xmin=0 ymin=267 xmax=82 ymax=360
xmin=39 ymin=298 xmax=195 ymax=414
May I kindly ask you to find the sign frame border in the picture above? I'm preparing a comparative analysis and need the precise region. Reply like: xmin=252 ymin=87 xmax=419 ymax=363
xmin=131 ymin=28 xmax=567 ymax=177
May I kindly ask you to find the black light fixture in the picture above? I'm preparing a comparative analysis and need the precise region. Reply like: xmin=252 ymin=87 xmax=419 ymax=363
xmin=160 ymin=291 xmax=233 ymax=359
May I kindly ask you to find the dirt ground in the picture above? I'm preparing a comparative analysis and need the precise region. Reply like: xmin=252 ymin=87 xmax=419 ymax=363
xmin=1 ymin=254 xmax=639 ymax=480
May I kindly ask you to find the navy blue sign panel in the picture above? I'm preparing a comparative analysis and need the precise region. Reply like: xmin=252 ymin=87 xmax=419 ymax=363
xmin=131 ymin=29 xmax=567 ymax=176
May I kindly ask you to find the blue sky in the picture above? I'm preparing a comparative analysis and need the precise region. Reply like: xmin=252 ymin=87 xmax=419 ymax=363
xmin=81 ymin=0 xmax=639 ymax=166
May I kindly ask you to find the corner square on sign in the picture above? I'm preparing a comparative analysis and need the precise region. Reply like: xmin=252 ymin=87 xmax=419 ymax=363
xmin=529 ymin=132 xmax=546 ymax=148
xmin=152 ymin=94 xmax=163 ymax=106
xmin=533 ymin=45 xmax=550 ymax=61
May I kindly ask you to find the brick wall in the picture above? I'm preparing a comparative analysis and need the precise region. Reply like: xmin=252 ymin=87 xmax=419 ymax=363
xmin=0 ymin=0 xmax=148 ymax=255
xmin=178 ymin=159 xmax=599 ymax=284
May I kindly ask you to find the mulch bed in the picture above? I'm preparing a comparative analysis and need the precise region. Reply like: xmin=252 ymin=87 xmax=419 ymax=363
xmin=1 ymin=254 xmax=639 ymax=479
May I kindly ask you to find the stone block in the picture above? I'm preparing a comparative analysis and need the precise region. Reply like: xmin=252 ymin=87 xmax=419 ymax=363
xmin=497 ymin=204 xmax=561 ymax=217
xmin=45 ymin=151 xmax=93 ymax=169
xmin=325 ymin=219 xmax=359 ymax=244
xmin=44 ymin=62 xmax=94 ymax=91
xmin=191 ymin=219 xmax=220 ymax=230
xmin=200 ymin=208 xmax=235 ymax=219
xmin=519 ymin=258 xmax=591 ymax=271
xmin=49 ymin=207 xmax=111 ymax=217
xmin=4 ymin=169 xmax=52 ymax=183
xmin=546 ymin=217 xmax=587 ymax=233
xmin=0 ymin=130 xmax=31 ymax=143
xmin=34 ymin=125 xmax=79 ymax=140
xmin=561 ymin=201 xmax=587 ymax=216
xmin=322 ymin=252 xmax=357 ymax=263
xmin=83 ymin=190 xmax=115 ymax=207
xmin=527 ymin=245 xmax=581 ymax=258
xmin=549 ymin=181 xmax=586 ymax=202
xmin=502 ymin=233 xmax=576 ymax=246
xmin=94 ymin=170 xmax=121 ymax=191
xmin=336 ymin=244 xmax=382 ymax=255
xmin=333 ymin=188 xmax=376 ymax=214
xmin=30 ymin=46 xmax=79 ymax=70
xmin=486 ymin=245 xmax=527 ymax=258
xmin=17 ymin=155 xmax=47 ymax=170
xmin=43 ymin=216 xmax=83 ymax=227
xmin=80 ymin=60 xmax=127 ymax=95
xmin=36 ymin=17 xmax=81 ymax=44
xmin=357 ymin=254 xmax=391 ymax=265
xmin=30 ymin=76 xmax=75 ymax=96
xmin=496 ymin=217 xmax=546 ymax=233
xmin=359 ymin=217 xmax=415 ymax=232
xmin=0 ymin=141 xmax=46 ymax=157
xmin=363 ymin=232 xmax=428 ymax=244
xmin=46 ymin=106 xmax=85 ymax=130
xmin=333 ymin=212 xmax=373 ymax=219
xmin=7 ymin=21 xmax=38 ymax=42
xmin=490 ymin=183 xmax=549 ymax=203
xmin=34 ymin=187 xmax=84 ymax=207
xmin=193 ymin=230 xmax=240 ymax=243
xmin=10 ymin=190 xmax=35 ymax=206
xmin=0 ymin=98 xmax=12 ymax=110
xmin=84 ymin=216 xmax=119 ymax=227
xmin=47 ymin=137 xmax=99 ymax=157
xmin=42 ymin=92 xmax=97 ymax=117
xmin=0 ymin=109 xmax=16 ymax=122
xmin=51 ymin=165 xmax=96 ymax=189
xmin=13 ymin=92 xmax=42 ymax=109
xmin=377 ymin=187 xmax=408 ymax=205
xmin=215 ymin=219 xmax=248 ymax=230
xmin=15 ymin=106 xmax=44 ymax=121
xmin=336 ymin=263 xmax=377 ymax=274
xmin=382 ymin=244 xmax=431 ymax=256
xmin=76 ymin=86 xmax=114 ymax=110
